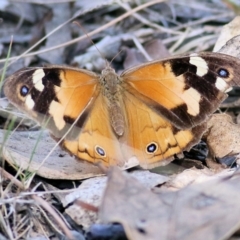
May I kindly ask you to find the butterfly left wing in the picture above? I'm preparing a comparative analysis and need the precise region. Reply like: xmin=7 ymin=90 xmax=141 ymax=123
xmin=122 ymin=52 xmax=240 ymax=129
xmin=4 ymin=66 xmax=139 ymax=169
xmin=3 ymin=66 xmax=100 ymax=139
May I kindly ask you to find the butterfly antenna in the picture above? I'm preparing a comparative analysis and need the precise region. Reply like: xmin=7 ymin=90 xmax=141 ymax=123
xmin=109 ymin=49 xmax=123 ymax=67
xmin=73 ymin=21 xmax=108 ymax=67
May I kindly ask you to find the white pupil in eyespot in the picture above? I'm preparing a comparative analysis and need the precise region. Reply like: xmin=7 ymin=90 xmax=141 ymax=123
xmin=20 ymin=86 xmax=29 ymax=96
xmin=96 ymin=146 xmax=105 ymax=156
xmin=218 ymin=69 xmax=228 ymax=78
xmin=147 ymin=143 xmax=157 ymax=153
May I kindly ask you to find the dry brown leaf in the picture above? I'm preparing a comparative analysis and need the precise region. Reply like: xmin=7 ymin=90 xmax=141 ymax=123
xmin=64 ymin=170 xmax=169 ymax=228
xmin=156 ymin=169 xmax=240 ymax=240
xmin=144 ymin=39 xmax=171 ymax=60
xmin=204 ymin=114 xmax=240 ymax=159
xmin=123 ymin=39 xmax=170 ymax=69
xmin=1 ymin=129 xmax=102 ymax=180
xmin=214 ymin=16 xmax=240 ymax=52
xmin=123 ymin=47 xmax=146 ymax=69
xmin=217 ymin=34 xmax=240 ymax=59
xmin=99 ymin=168 xmax=169 ymax=240
xmin=100 ymin=167 xmax=240 ymax=240
xmin=159 ymin=167 xmax=234 ymax=191
xmin=5 ymin=2 xmax=37 ymax=24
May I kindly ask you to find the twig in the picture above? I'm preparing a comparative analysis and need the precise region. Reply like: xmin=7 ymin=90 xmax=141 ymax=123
xmin=0 ymin=167 xmax=74 ymax=239
xmin=0 ymin=0 xmax=167 ymax=65
xmin=75 ymin=199 xmax=98 ymax=212
xmin=32 ymin=195 xmax=74 ymax=239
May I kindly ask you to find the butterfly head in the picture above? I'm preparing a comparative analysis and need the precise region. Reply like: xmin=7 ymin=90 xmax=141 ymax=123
xmin=101 ymin=65 xmax=116 ymax=78
xmin=100 ymin=66 xmax=121 ymax=95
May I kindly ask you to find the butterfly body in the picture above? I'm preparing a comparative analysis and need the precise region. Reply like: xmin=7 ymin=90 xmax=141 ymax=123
xmin=4 ymin=52 xmax=240 ymax=169
xmin=100 ymin=66 xmax=125 ymax=136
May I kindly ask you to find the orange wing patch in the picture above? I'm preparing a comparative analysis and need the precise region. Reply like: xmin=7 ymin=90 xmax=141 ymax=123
xmin=63 ymin=95 xmax=134 ymax=168
xmin=123 ymin=63 xmax=201 ymax=117
xmin=122 ymin=92 xmax=206 ymax=168
xmin=50 ymin=69 xmax=99 ymax=129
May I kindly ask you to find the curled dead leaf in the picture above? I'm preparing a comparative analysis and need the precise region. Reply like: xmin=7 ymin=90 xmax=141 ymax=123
xmin=204 ymin=114 xmax=240 ymax=160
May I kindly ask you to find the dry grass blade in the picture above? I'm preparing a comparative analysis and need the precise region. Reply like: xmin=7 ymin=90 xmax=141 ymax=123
xmin=0 ymin=167 xmax=74 ymax=239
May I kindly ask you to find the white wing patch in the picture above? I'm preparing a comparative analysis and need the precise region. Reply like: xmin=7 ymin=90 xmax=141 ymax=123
xmin=25 ymin=95 xmax=35 ymax=109
xmin=32 ymin=69 xmax=45 ymax=92
xmin=49 ymin=100 xmax=66 ymax=130
xmin=215 ymin=77 xmax=228 ymax=92
xmin=182 ymin=87 xmax=201 ymax=116
xmin=189 ymin=55 xmax=208 ymax=77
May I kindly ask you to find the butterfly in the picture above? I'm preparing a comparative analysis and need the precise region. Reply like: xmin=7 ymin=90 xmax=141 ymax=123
xmin=3 ymin=52 xmax=240 ymax=169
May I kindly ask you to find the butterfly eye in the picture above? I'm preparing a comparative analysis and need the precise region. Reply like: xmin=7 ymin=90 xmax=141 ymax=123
xmin=146 ymin=142 xmax=158 ymax=154
xmin=20 ymin=85 xmax=29 ymax=97
xmin=218 ymin=68 xmax=229 ymax=78
xmin=95 ymin=146 xmax=106 ymax=157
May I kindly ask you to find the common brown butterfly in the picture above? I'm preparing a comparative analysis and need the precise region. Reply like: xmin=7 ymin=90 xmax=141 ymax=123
xmin=4 ymin=52 xmax=240 ymax=169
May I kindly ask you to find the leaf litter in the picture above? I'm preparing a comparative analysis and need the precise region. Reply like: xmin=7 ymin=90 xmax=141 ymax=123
xmin=100 ymin=167 xmax=240 ymax=240
xmin=0 ymin=0 xmax=240 ymax=239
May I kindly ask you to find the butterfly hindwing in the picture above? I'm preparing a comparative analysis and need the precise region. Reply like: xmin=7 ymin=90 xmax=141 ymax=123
xmin=122 ymin=91 xmax=207 ymax=168
xmin=62 ymin=94 xmax=132 ymax=168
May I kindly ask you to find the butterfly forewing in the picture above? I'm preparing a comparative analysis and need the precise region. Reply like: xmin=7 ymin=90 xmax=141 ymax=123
xmin=4 ymin=67 xmax=100 ymax=138
xmin=122 ymin=52 xmax=240 ymax=129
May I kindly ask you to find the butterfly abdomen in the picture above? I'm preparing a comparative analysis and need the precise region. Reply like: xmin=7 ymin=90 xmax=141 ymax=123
xmin=100 ymin=66 xmax=126 ymax=137
xmin=109 ymin=102 xmax=125 ymax=136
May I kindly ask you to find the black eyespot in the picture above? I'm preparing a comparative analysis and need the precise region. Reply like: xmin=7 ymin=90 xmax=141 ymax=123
xmin=146 ymin=142 xmax=158 ymax=154
xmin=218 ymin=68 xmax=229 ymax=78
xmin=95 ymin=146 xmax=106 ymax=157
xmin=20 ymin=85 xmax=29 ymax=96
